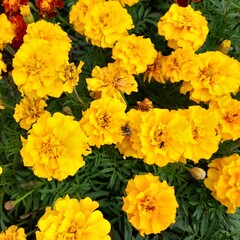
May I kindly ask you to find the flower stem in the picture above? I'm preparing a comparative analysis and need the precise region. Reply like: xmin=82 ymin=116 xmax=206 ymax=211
xmin=73 ymin=87 xmax=84 ymax=106
xmin=5 ymin=45 xmax=16 ymax=56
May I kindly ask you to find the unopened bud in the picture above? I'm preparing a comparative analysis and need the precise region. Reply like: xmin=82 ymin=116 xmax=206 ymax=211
xmin=62 ymin=106 xmax=73 ymax=116
xmin=20 ymin=5 xmax=34 ymax=24
xmin=218 ymin=40 xmax=231 ymax=55
xmin=4 ymin=200 xmax=15 ymax=210
xmin=190 ymin=167 xmax=206 ymax=180
xmin=0 ymin=100 xmax=5 ymax=110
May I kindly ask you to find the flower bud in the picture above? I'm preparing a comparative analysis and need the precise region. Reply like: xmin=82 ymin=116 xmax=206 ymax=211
xmin=4 ymin=200 xmax=15 ymax=210
xmin=62 ymin=106 xmax=73 ymax=116
xmin=190 ymin=167 xmax=206 ymax=180
xmin=20 ymin=5 xmax=34 ymax=24
xmin=0 ymin=100 xmax=5 ymax=110
xmin=218 ymin=40 xmax=231 ymax=55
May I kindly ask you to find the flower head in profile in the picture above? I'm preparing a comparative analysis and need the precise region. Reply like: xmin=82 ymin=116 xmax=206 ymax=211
xmin=0 ymin=225 xmax=26 ymax=240
xmin=0 ymin=13 xmax=15 ymax=50
xmin=204 ymin=154 xmax=240 ymax=213
xmin=179 ymin=106 xmax=221 ymax=163
xmin=12 ymin=38 xmax=69 ymax=98
xmin=180 ymin=51 xmax=240 ymax=102
xmin=80 ymin=96 xmax=127 ymax=148
xmin=144 ymin=52 xmax=166 ymax=83
xmin=36 ymin=0 xmax=64 ymax=18
xmin=69 ymin=0 xmax=104 ymax=36
xmin=122 ymin=173 xmax=178 ymax=236
xmin=158 ymin=3 xmax=209 ymax=51
xmin=86 ymin=61 xmax=138 ymax=102
xmin=20 ymin=112 xmax=91 ymax=181
xmin=137 ymin=108 xmax=192 ymax=167
xmin=84 ymin=1 xmax=134 ymax=48
xmin=36 ymin=195 xmax=111 ymax=240
xmin=0 ymin=53 xmax=7 ymax=80
xmin=13 ymin=94 xmax=49 ymax=130
xmin=209 ymin=96 xmax=240 ymax=141
xmin=2 ymin=0 xmax=28 ymax=14
xmin=112 ymin=34 xmax=157 ymax=75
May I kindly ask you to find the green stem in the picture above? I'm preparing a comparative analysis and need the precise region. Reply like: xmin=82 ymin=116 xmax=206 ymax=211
xmin=73 ymin=87 xmax=84 ymax=106
xmin=57 ymin=13 xmax=73 ymax=28
xmin=5 ymin=45 xmax=16 ymax=56
xmin=14 ymin=189 xmax=34 ymax=206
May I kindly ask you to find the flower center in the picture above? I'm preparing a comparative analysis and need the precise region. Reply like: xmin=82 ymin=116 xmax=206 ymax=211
xmin=154 ymin=128 xmax=167 ymax=148
xmin=140 ymin=196 xmax=155 ymax=212
xmin=98 ymin=114 xmax=110 ymax=128
xmin=225 ymin=111 xmax=240 ymax=123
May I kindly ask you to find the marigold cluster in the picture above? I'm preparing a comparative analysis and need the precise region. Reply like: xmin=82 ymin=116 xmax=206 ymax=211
xmin=36 ymin=195 xmax=111 ymax=239
xmin=122 ymin=173 xmax=178 ymax=235
xmin=1 ymin=0 xmax=28 ymax=14
xmin=204 ymin=154 xmax=240 ymax=213
xmin=158 ymin=3 xmax=209 ymax=51
xmin=20 ymin=112 xmax=91 ymax=181
xmin=0 ymin=225 xmax=26 ymax=240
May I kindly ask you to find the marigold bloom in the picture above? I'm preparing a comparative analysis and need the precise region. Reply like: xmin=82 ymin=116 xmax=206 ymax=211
xmin=69 ymin=0 xmax=104 ymax=36
xmin=162 ymin=48 xmax=197 ymax=83
xmin=209 ymin=96 xmax=240 ymax=141
xmin=180 ymin=51 xmax=240 ymax=102
xmin=0 ymin=225 xmax=26 ymax=240
xmin=84 ymin=1 xmax=134 ymax=48
xmin=112 ymin=34 xmax=157 ymax=75
xmin=158 ymin=4 xmax=209 ymax=51
xmin=122 ymin=173 xmax=178 ymax=236
xmin=137 ymin=108 xmax=192 ymax=167
xmin=144 ymin=52 xmax=166 ymax=83
xmin=80 ymin=96 xmax=127 ymax=148
xmin=23 ymin=20 xmax=71 ymax=53
xmin=179 ymin=106 xmax=220 ymax=163
xmin=86 ymin=61 xmax=138 ymax=102
xmin=204 ymin=154 xmax=240 ymax=213
xmin=13 ymin=94 xmax=49 ymax=130
xmin=2 ymin=0 xmax=28 ymax=14
xmin=0 ymin=53 xmax=7 ymax=80
xmin=36 ymin=195 xmax=111 ymax=239
xmin=36 ymin=0 xmax=64 ymax=18
xmin=0 ymin=13 xmax=15 ymax=50
xmin=20 ymin=112 xmax=91 ymax=181
xmin=12 ymin=38 xmax=69 ymax=98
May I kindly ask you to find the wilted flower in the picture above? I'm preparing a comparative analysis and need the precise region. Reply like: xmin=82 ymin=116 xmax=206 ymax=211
xmin=0 ymin=225 xmax=26 ymax=239
xmin=36 ymin=0 xmax=64 ymax=18
xmin=36 ymin=195 xmax=111 ymax=239
xmin=158 ymin=3 xmax=209 ymax=51
xmin=20 ymin=112 xmax=91 ymax=181
xmin=204 ymin=154 xmax=240 ymax=213
xmin=122 ymin=173 xmax=178 ymax=236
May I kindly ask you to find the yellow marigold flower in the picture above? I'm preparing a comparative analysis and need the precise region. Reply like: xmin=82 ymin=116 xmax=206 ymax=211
xmin=144 ymin=52 xmax=166 ymax=83
xmin=23 ymin=20 xmax=71 ymax=53
xmin=36 ymin=195 xmax=111 ymax=240
xmin=0 ymin=166 xmax=2 ymax=175
xmin=162 ymin=48 xmax=198 ymax=83
xmin=59 ymin=61 xmax=84 ymax=93
xmin=0 ymin=53 xmax=7 ymax=80
xmin=138 ymin=108 xmax=192 ymax=167
xmin=69 ymin=0 xmax=104 ymax=36
xmin=0 ymin=13 xmax=15 ymax=50
xmin=12 ymin=39 xmax=69 ymax=98
xmin=80 ymin=96 xmax=127 ymax=148
xmin=204 ymin=154 xmax=240 ymax=213
xmin=0 ymin=225 xmax=26 ymax=240
xmin=218 ymin=40 xmax=231 ymax=55
xmin=13 ymin=94 xmax=50 ymax=130
xmin=180 ymin=51 xmax=240 ymax=102
xmin=122 ymin=173 xmax=178 ymax=236
xmin=20 ymin=112 xmax=91 ymax=181
xmin=179 ymin=106 xmax=220 ymax=163
xmin=86 ymin=61 xmax=138 ymax=102
xmin=112 ymin=34 xmax=157 ymax=75
xmin=209 ymin=96 xmax=240 ymax=141
xmin=84 ymin=1 xmax=134 ymax=48
xmin=157 ymin=3 xmax=209 ymax=51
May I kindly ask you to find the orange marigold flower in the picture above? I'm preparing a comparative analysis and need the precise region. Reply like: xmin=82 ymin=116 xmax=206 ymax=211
xmin=209 ymin=96 xmax=240 ymax=141
xmin=20 ymin=112 xmax=91 ymax=181
xmin=204 ymin=154 xmax=240 ymax=213
xmin=84 ymin=1 xmax=134 ymax=48
xmin=122 ymin=173 xmax=178 ymax=236
xmin=0 ymin=53 xmax=7 ymax=80
xmin=2 ymin=0 xmax=28 ymax=14
xmin=13 ymin=94 xmax=49 ymax=130
xmin=86 ymin=61 xmax=138 ymax=102
xmin=112 ymin=34 xmax=157 ymax=75
xmin=180 ymin=51 xmax=240 ymax=102
xmin=36 ymin=195 xmax=111 ymax=239
xmin=36 ymin=0 xmax=64 ymax=18
xmin=144 ymin=52 xmax=166 ymax=83
xmin=179 ymin=106 xmax=221 ymax=163
xmin=158 ymin=3 xmax=209 ymax=51
xmin=0 ymin=13 xmax=15 ymax=50
xmin=0 ymin=225 xmax=26 ymax=240
xmin=79 ymin=96 xmax=127 ymax=148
